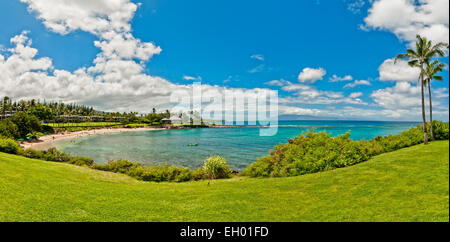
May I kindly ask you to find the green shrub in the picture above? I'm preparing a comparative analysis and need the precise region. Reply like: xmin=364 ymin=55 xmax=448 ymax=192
xmin=42 ymin=147 xmax=71 ymax=162
xmin=191 ymin=168 xmax=207 ymax=180
xmin=141 ymin=164 xmax=192 ymax=182
xmin=203 ymin=156 xmax=232 ymax=179
xmin=243 ymin=132 xmax=370 ymax=177
xmin=243 ymin=123 xmax=449 ymax=178
xmin=0 ymin=138 xmax=20 ymax=154
xmin=126 ymin=165 xmax=146 ymax=178
xmin=93 ymin=160 xmax=194 ymax=182
xmin=10 ymin=144 xmax=216 ymax=183
xmin=11 ymin=112 xmax=42 ymax=138
xmin=41 ymin=125 xmax=54 ymax=135
xmin=0 ymin=119 xmax=19 ymax=139
xmin=18 ymin=148 xmax=45 ymax=159
xmin=19 ymin=147 xmax=85 ymax=164
xmin=93 ymin=159 xmax=142 ymax=174
xmin=366 ymin=126 xmax=423 ymax=155
xmin=69 ymin=156 xmax=94 ymax=166
xmin=242 ymin=156 xmax=272 ymax=177
xmin=432 ymin=121 xmax=449 ymax=140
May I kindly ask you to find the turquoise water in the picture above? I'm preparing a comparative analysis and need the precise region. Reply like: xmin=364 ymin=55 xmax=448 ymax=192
xmin=51 ymin=121 xmax=419 ymax=170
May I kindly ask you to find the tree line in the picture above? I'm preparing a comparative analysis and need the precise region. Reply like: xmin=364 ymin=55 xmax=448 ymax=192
xmin=0 ymin=97 xmax=176 ymax=139
xmin=0 ymin=97 xmax=171 ymax=124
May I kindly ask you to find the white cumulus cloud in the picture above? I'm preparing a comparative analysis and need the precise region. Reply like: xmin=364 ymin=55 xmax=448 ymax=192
xmin=349 ymin=92 xmax=363 ymax=98
xmin=20 ymin=0 xmax=137 ymax=36
xmin=329 ymin=74 xmax=353 ymax=82
xmin=364 ymin=0 xmax=449 ymax=46
xmin=183 ymin=75 xmax=202 ymax=81
xmin=344 ymin=80 xmax=371 ymax=88
xmin=298 ymin=67 xmax=327 ymax=83
xmin=378 ymin=58 xmax=421 ymax=82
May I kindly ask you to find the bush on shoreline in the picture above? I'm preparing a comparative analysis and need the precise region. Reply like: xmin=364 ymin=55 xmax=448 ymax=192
xmin=1 ymin=112 xmax=53 ymax=139
xmin=242 ymin=121 xmax=449 ymax=178
xmin=203 ymin=156 xmax=232 ymax=179
xmin=11 ymin=112 xmax=42 ymax=138
xmin=1 ymin=141 xmax=221 ymax=183
xmin=431 ymin=121 xmax=449 ymax=140
xmin=0 ymin=120 xmax=20 ymax=139
xmin=0 ymin=137 xmax=20 ymax=154
xmin=93 ymin=159 xmax=209 ymax=182
xmin=68 ymin=156 xmax=94 ymax=166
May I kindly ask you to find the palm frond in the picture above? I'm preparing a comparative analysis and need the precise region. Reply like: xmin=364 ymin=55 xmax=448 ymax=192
xmin=433 ymin=76 xmax=443 ymax=81
xmin=426 ymin=39 xmax=432 ymax=51
xmin=394 ymin=53 xmax=409 ymax=63
xmin=429 ymin=42 xmax=449 ymax=58
xmin=436 ymin=62 xmax=447 ymax=70
xmin=408 ymin=60 xmax=419 ymax=67
xmin=424 ymin=59 xmax=446 ymax=83
xmin=431 ymin=42 xmax=449 ymax=51
xmin=406 ymin=48 xmax=417 ymax=56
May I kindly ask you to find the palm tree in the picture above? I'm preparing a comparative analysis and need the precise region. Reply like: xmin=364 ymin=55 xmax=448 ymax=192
xmin=424 ymin=59 xmax=446 ymax=140
xmin=395 ymin=35 xmax=449 ymax=145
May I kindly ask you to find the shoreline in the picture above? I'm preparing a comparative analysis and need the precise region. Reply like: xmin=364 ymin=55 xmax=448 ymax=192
xmin=21 ymin=127 xmax=165 ymax=150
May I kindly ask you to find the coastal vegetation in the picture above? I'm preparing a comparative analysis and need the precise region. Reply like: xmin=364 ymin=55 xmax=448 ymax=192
xmin=0 ymin=112 xmax=47 ymax=140
xmin=203 ymin=156 xmax=233 ymax=179
xmin=1 ymin=120 xmax=448 ymax=182
xmin=243 ymin=121 xmax=448 ymax=177
xmin=0 ymin=119 xmax=19 ymax=139
xmin=93 ymin=160 xmax=201 ymax=182
xmin=0 ymin=138 xmax=20 ymax=154
xmin=0 ymin=140 xmax=447 ymax=221
xmin=11 ymin=112 xmax=42 ymax=138
xmin=0 ymin=140 xmax=222 ymax=182
xmin=0 ymin=96 xmax=211 ymax=141
xmin=0 ymin=96 xmax=173 ymax=135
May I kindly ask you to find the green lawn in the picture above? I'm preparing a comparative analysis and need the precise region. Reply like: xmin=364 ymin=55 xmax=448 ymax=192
xmin=0 ymin=141 xmax=448 ymax=222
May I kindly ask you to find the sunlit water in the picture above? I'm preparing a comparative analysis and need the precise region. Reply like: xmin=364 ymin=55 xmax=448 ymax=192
xmin=42 ymin=121 xmax=419 ymax=170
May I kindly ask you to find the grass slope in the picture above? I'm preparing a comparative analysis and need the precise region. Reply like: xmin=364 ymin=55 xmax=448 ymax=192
xmin=0 ymin=141 xmax=448 ymax=222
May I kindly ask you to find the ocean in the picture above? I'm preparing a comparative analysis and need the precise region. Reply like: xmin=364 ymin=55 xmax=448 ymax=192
xmin=49 ymin=120 xmax=419 ymax=170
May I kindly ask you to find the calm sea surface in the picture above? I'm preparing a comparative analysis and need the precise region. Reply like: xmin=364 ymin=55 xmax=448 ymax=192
xmin=47 ymin=121 xmax=419 ymax=170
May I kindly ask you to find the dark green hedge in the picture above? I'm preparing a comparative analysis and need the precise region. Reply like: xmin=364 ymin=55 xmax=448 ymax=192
xmin=242 ymin=121 xmax=449 ymax=178
xmin=93 ymin=160 xmax=205 ymax=182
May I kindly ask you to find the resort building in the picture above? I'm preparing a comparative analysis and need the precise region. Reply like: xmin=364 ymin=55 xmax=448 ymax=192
xmin=162 ymin=117 xmax=183 ymax=125
xmin=43 ymin=115 xmax=126 ymax=124
xmin=0 ymin=111 xmax=16 ymax=120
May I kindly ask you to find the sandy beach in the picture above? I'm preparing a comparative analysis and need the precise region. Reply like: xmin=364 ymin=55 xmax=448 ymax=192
xmin=21 ymin=127 xmax=165 ymax=150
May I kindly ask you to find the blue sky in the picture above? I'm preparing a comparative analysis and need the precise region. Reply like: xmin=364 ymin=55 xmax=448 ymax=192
xmin=0 ymin=0 xmax=448 ymax=121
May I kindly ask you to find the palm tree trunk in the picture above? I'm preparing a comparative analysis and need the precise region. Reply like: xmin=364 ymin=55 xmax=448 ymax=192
xmin=428 ymin=80 xmax=434 ymax=140
xmin=420 ymin=66 xmax=429 ymax=145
